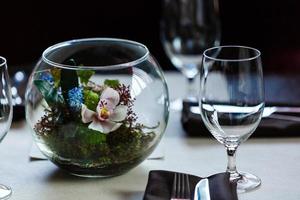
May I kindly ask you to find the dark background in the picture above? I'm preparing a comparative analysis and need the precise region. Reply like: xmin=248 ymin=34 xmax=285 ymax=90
xmin=1 ymin=0 xmax=300 ymax=74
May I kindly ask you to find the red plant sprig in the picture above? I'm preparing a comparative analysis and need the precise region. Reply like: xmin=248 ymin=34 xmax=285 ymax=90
xmin=117 ymin=84 xmax=134 ymax=106
xmin=116 ymin=84 xmax=137 ymax=125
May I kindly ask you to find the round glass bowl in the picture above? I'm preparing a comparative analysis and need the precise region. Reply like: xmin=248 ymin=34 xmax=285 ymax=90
xmin=25 ymin=38 xmax=169 ymax=177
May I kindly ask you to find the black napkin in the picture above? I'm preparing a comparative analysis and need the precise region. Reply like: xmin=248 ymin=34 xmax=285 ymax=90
xmin=182 ymin=71 xmax=300 ymax=137
xmin=182 ymin=101 xmax=300 ymax=137
xmin=143 ymin=170 xmax=237 ymax=200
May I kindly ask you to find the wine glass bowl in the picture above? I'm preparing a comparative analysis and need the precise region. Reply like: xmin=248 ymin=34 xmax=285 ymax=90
xmin=0 ymin=56 xmax=13 ymax=199
xmin=25 ymin=38 xmax=169 ymax=177
xmin=199 ymin=46 xmax=264 ymax=193
xmin=161 ymin=0 xmax=221 ymax=104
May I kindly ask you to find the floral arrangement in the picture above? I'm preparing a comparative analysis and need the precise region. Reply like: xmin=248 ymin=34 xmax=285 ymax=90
xmin=33 ymin=63 xmax=157 ymax=172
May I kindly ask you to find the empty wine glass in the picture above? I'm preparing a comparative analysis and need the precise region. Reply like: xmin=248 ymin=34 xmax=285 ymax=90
xmin=199 ymin=46 xmax=264 ymax=193
xmin=0 ymin=56 xmax=13 ymax=199
xmin=161 ymin=0 xmax=221 ymax=110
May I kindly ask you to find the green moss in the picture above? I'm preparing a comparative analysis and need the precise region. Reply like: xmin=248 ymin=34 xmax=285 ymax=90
xmin=35 ymin=112 xmax=156 ymax=167
xmin=33 ymin=68 xmax=157 ymax=172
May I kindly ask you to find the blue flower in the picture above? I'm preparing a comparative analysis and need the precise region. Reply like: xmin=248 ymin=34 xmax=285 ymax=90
xmin=40 ymin=73 xmax=54 ymax=84
xmin=68 ymin=87 xmax=83 ymax=112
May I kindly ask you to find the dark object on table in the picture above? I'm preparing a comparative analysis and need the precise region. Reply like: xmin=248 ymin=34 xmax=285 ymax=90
xmin=143 ymin=170 xmax=237 ymax=200
xmin=13 ymin=105 xmax=25 ymax=121
xmin=182 ymin=74 xmax=300 ymax=137
xmin=182 ymin=101 xmax=300 ymax=137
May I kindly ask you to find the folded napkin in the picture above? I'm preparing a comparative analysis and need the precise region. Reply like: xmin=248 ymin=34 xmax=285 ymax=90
xmin=182 ymin=101 xmax=300 ymax=137
xmin=143 ymin=170 xmax=237 ymax=200
xmin=182 ymin=74 xmax=300 ymax=137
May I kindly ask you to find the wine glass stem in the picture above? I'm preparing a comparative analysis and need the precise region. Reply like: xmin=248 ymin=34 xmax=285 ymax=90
xmin=185 ymin=77 xmax=196 ymax=100
xmin=226 ymin=147 xmax=241 ymax=181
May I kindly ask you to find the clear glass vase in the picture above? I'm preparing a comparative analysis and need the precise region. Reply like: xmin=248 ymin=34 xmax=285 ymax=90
xmin=25 ymin=38 xmax=169 ymax=177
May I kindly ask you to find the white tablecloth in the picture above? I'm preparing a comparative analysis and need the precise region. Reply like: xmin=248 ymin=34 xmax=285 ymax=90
xmin=1 ymin=72 xmax=300 ymax=200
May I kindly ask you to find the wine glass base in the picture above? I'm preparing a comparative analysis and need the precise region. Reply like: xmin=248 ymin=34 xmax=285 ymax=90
xmin=236 ymin=172 xmax=261 ymax=193
xmin=0 ymin=184 xmax=12 ymax=199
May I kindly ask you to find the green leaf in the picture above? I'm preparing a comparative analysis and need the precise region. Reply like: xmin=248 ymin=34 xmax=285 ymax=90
xmin=83 ymin=89 xmax=100 ymax=111
xmin=50 ymin=68 xmax=61 ymax=88
xmin=60 ymin=68 xmax=78 ymax=102
xmin=104 ymin=79 xmax=120 ymax=88
xmin=77 ymin=70 xmax=95 ymax=84
xmin=34 ymin=80 xmax=64 ymax=106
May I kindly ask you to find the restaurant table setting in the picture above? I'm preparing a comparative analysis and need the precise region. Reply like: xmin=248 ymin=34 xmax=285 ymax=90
xmin=1 ymin=70 xmax=300 ymax=199
xmin=1 ymin=1 xmax=300 ymax=199
xmin=21 ymin=38 xmax=244 ymax=199
xmin=0 ymin=42 xmax=296 ymax=199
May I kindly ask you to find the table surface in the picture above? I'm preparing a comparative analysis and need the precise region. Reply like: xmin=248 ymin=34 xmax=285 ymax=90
xmin=1 ymin=72 xmax=300 ymax=200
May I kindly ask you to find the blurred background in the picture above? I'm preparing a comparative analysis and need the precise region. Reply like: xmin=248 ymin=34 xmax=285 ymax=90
xmin=1 ymin=0 xmax=300 ymax=74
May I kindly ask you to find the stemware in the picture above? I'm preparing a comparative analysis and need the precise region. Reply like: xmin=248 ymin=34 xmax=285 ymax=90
xmin=0 ymin=57 xmax=13 ymax=199
xmin=199 ymin=46 xmax=264 ymax=193
xmin=161 ymin=0 xmax=221 ymax=110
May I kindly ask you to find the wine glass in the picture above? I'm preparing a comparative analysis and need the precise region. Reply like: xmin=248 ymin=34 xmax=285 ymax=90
xmin=0 ymin=56 xmax=13 ymax=199
xmin=199 ymin=46 xmax=264 ymax=193
xmin=161 ymin=0 xmax=221 ymax=110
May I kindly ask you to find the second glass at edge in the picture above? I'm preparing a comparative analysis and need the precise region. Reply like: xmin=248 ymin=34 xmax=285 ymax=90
xmin=0 ymin=56 xmax=13 ymax=199
xmin=161 ymin=0 xmax=221 ymax=110
xmin=199 ymin=46 xmax=264 ymax=193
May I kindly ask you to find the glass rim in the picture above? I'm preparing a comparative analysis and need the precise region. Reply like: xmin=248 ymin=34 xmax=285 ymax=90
xmin=203 ymin=45 xmax=261 ymax=62
xmin=0 ymin=56 xmax=7 ymax=67
xmin=42 ymin=38 xmax=150 ymax=70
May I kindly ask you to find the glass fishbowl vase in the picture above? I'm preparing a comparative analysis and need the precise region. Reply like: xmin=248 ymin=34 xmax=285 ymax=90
xmin=25 ymin=38 xmax=169 ymax=177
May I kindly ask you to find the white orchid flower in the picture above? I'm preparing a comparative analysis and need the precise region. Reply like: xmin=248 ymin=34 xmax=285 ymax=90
xmin=81 ymin=87 xmax=127 ymax=134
